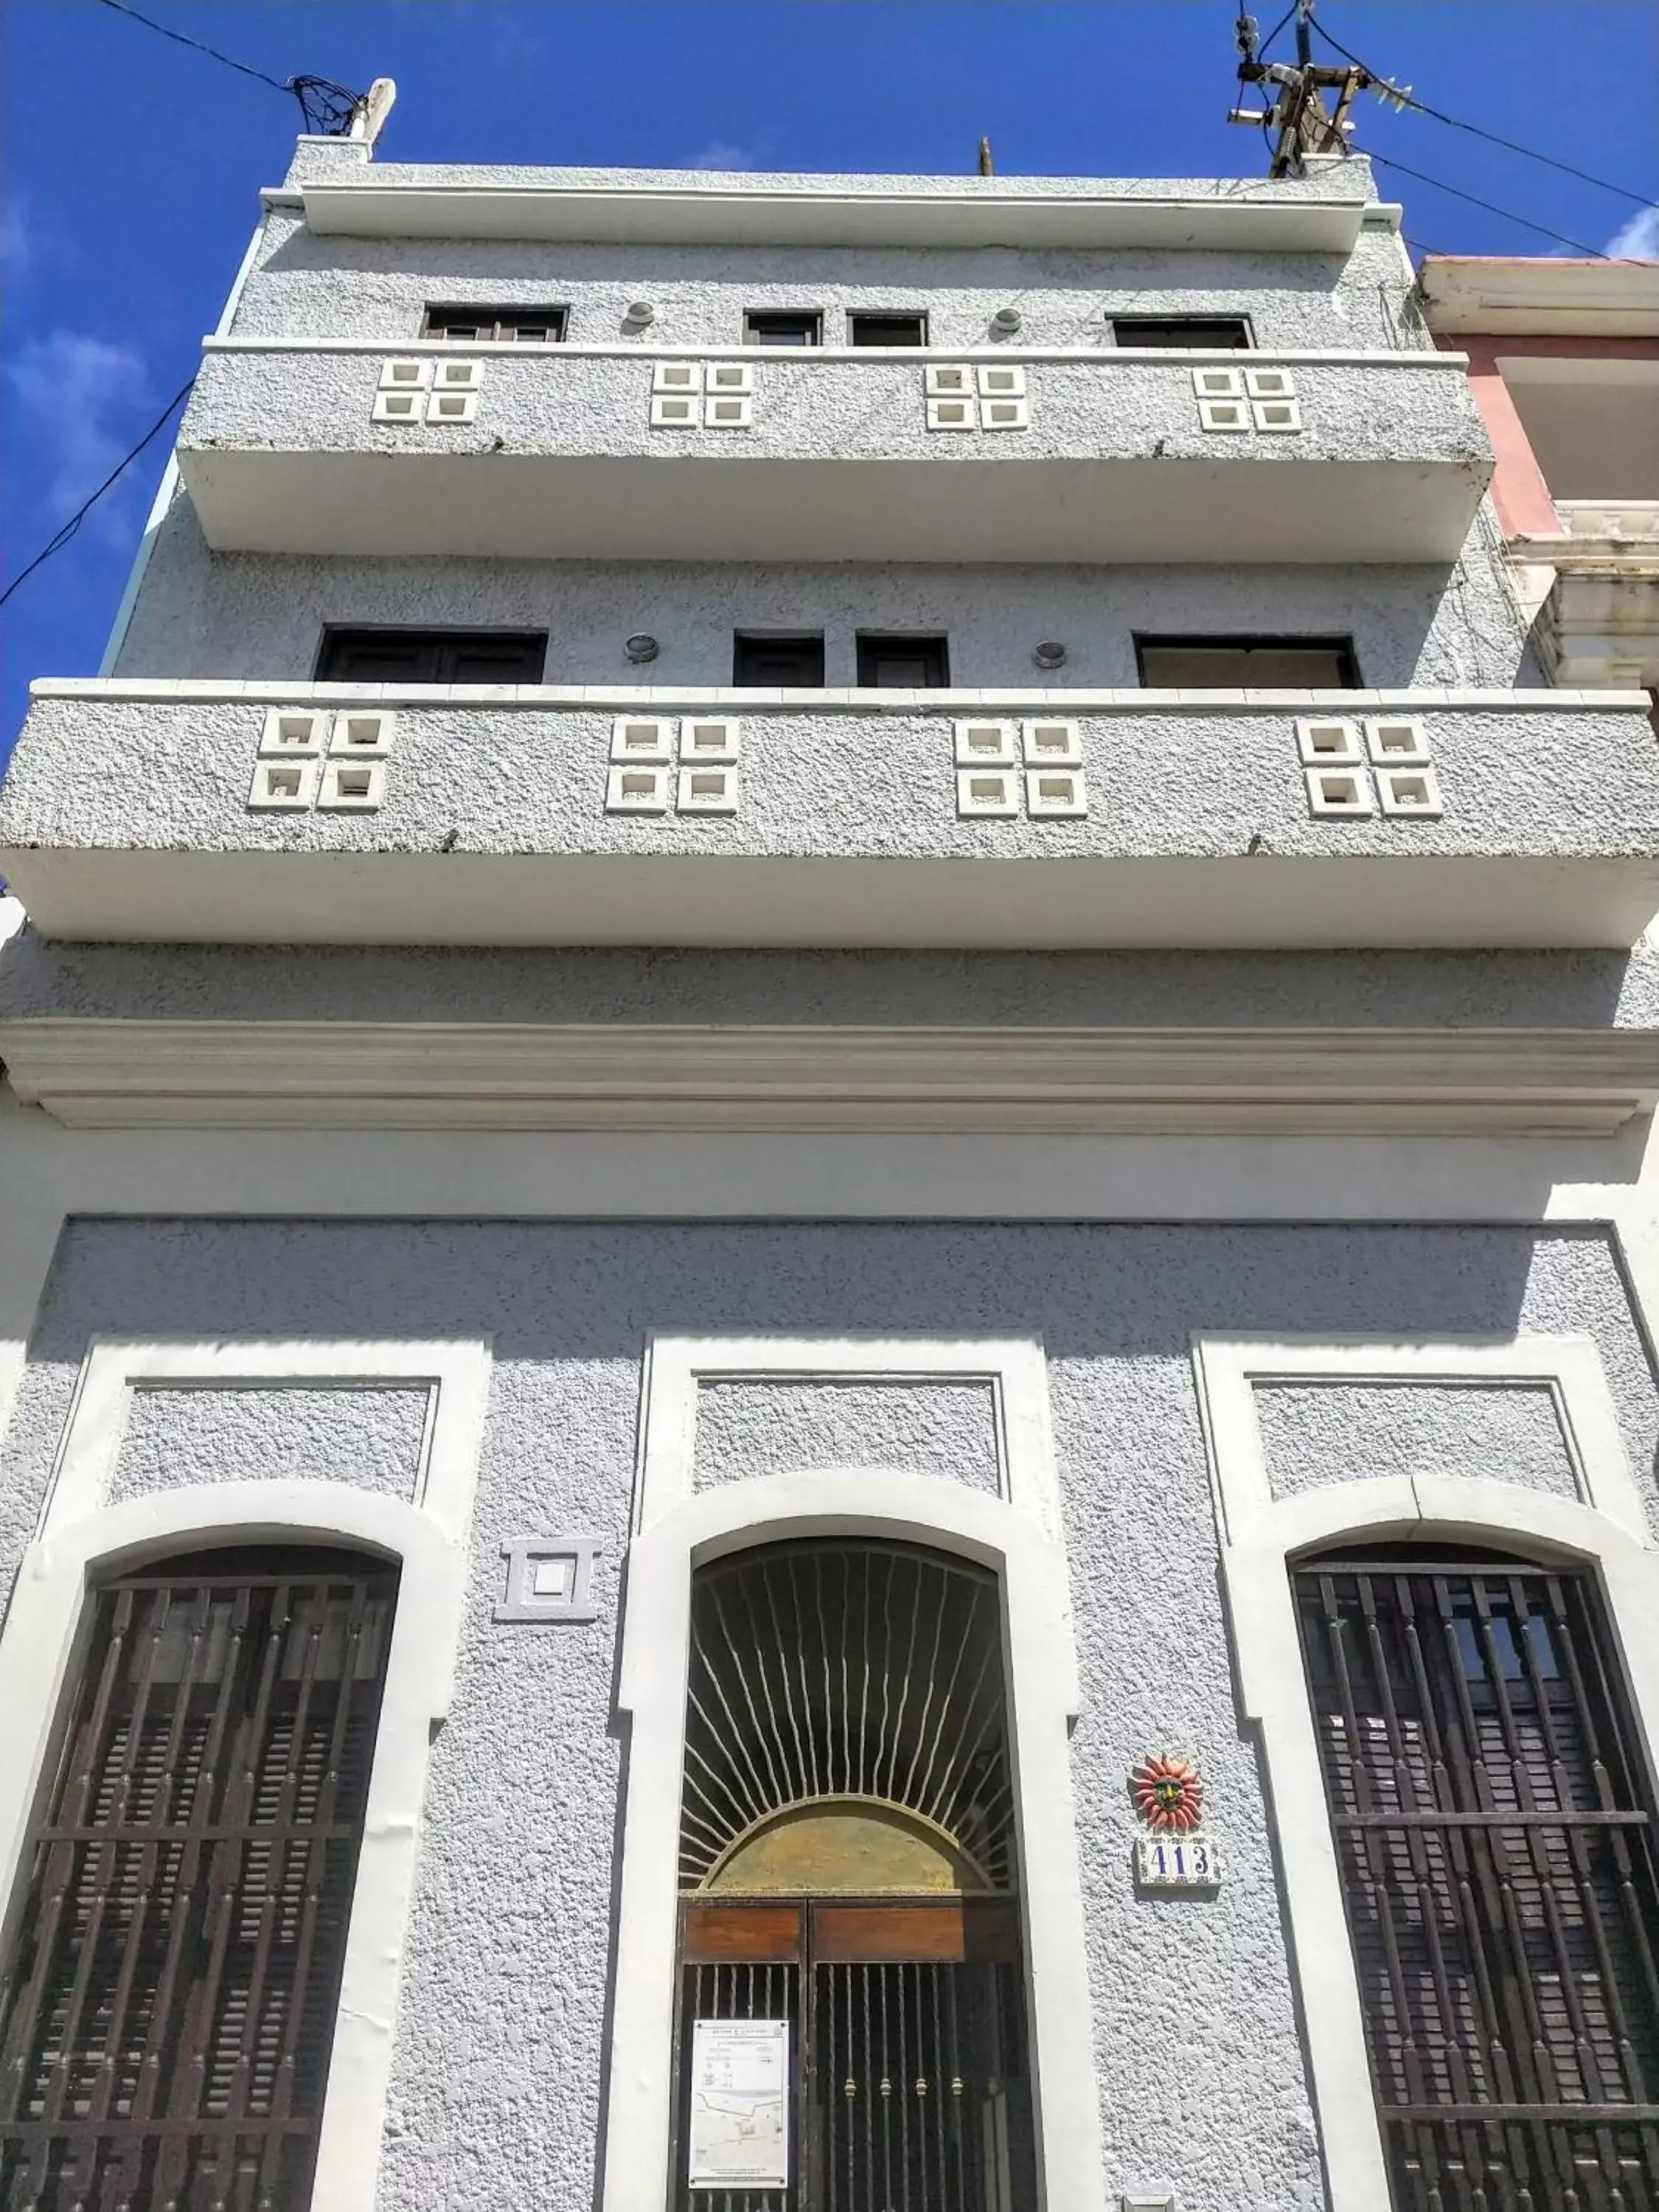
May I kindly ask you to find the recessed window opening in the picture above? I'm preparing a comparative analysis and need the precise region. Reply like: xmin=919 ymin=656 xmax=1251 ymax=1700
xmin=1110 ymin=316 xmax=1254 ymax=349
xmin=745 ymin=312 xmax=824 ymax=347
xmin=1135 ymin=635 xmax=1360 ymax=689
xmin=856 ymin=633 xmax=950 ymax=689
xmin=1294 ymin=1542 xmax=1659 ymax=2208
xmin=0 ymin=1544 xmax=399 ymax=2208
xmin=315 ymin=627 xmax=548 ymax=684
xmin=848 ymin=312 xmax=928 ymax=348
xmin=733 ymin=633 xmax=827 ymax=687
xmin=672 ymin=1538 xmax=1037 ymax=2212
xmin=422 ymin=305 xmax=568 ymax=342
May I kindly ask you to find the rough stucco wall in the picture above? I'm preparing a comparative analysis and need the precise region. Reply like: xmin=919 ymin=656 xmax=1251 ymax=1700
xmin=5 ymin=931 xmax=1654 ymax=1034
xmin=4 ymin=1218 xmax=1656 ymax=2212
xmin=692 ymin=1377 xmax=1000 ymax=1492
xmin=111 ymin=498 xmax=1540 ymax=689
xmin=237 ymin=209 xmax=1417 ymax=355
xmin=1256 ymin=1380 xmax=1576 ymax=1499
xmin=110 ymin=1384 xmax=431 ymax=1504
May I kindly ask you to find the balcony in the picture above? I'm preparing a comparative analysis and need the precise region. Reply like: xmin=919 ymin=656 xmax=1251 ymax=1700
xmin=1510 ymin=501 xmax=1659 ymax=690
xmin=175 ymin=339 xmax=1492 ymax=566
xmin=4 ymin=680 xmax=1656 ymax=953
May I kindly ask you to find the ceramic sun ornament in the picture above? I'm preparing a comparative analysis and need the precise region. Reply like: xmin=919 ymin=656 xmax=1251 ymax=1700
xmin=1129 ymin=1753 xmax=1205 ymax=1833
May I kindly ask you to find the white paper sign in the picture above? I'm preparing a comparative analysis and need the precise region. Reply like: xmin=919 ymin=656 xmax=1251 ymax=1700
xmin=688 ymin=2017 xmax=790 ymax=2191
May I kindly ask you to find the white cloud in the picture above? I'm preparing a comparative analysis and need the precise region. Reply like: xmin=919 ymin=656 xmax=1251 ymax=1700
xmin=690 ymin=141 xmax=763 ymax=172
xmin=5 ymin=330 xmax=154 ymax=535
xmin=1606 ymin=204 xmax=1659 ymax=258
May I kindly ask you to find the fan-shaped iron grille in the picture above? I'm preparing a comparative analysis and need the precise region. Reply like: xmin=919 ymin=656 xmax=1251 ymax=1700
xmin=679 ymin=1542 xmax=1015 ymax=1894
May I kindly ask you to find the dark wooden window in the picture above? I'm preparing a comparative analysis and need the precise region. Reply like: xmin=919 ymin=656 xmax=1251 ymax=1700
xmin=1134 ymin=634 xmax=1360 ymax=688
xmin=734 ymin=633 xmax=826 ymax=686
xmin=847 ymin=312 xmax=928 ymax=348
xmin=422 ymin=304 xmax=568 ymax=342
xmin=315 ymin=628 xmax=548 ymax=684
xmin=1110 ymin=315 xmax=1253 ymax=348
xmin=856 ymin=633 xmax=950 ymax=688
xmin=1295 ymin=1546 xmax=1659 ymax=2209
xmin=744 ymin=312 xmax=823 ymax=347
xmin=0 ymin=1547 xmax=398 ymax=2210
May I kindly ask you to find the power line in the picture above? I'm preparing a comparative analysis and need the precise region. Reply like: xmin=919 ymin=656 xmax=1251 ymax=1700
xmin=92 ymin=0 xmax=288 ymax=92
xmin=0 ymin=380 xmax=195 ymax=613
xmin=1365 ymin=151 xmax=1615 ymax=260
xmin=91 ymin=0 xmax=368 ymax=134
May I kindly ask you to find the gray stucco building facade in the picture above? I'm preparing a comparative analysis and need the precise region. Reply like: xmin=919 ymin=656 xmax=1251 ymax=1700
xmin=1 ymin=104 xmax=1658 ymax=2212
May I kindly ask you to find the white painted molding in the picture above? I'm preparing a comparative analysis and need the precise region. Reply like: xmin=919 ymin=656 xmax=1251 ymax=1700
xmin=7 ymin=1022 xmax=1658 ymax=1136
xmin=603 ymin=1469 xmax=1102 ymax=2212
xmin=1191 ymin=1332 xmax=1659 ymax=2210
xmin=0 ymin=1478 xmax=472 ymax=2212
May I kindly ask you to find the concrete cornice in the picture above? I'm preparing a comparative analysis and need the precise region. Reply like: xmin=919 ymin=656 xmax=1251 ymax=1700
xmin=3 ymin=1019 xmax=1655 ymax=1134
xmin=197 ymin=335 xmax=1466 ymax=370
xmin=1419 ymin=257 xmax=1659 ymax=338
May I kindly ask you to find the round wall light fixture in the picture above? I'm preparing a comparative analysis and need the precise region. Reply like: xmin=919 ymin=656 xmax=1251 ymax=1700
xmin=625 ymin=633 xmax=660 ymax=664
xmin=624 ymin=300 xmax=656 ymax=328
xmin=992 ymin=306 xmax=1023 ymax=334
xmin=1032 ymin=641 xmax=1068 ymax=671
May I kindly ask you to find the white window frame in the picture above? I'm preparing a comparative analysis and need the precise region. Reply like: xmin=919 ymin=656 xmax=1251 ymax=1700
xmin=0 ymin=1334 xmax=493 ymax=2212
xmin=1191 ymin=1330 xmax=1659 ymax=2208
xmin=600 ymin=1332 xmax=1104 ymax=2212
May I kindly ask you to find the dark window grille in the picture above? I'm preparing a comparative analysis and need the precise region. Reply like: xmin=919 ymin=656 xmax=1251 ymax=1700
xmin=733 ymin=633 xmax=827 ymax=687
xmin=314 ymin=627 xmax=547 ymax=685
xmin=0 ymin=1550 xmax=397 ymax=2211
xmin=1110 ymin=315 xmax=1253 ymax=349
xmin=847 ymin=313 xmax=928 ymax=348
xmin=1134 ymin=633 xmax=1360 ymax=689
xmin=422 ymin=304 xmax=568 ymax=342
xmin=744 ymin=313 xmax=823 ymax=347
xmin=1295 ymin=1548 xmax=1659 ymax=2211
xmin=855 ymin=635 xmax=950 ymax=689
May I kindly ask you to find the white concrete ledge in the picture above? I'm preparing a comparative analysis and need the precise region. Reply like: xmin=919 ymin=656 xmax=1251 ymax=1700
xmin=199 ymin=334 xmax=1464 ymax=369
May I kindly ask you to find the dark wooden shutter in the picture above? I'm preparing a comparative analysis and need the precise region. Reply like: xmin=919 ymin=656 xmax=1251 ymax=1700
xmin=1295 ymin=1549 xmax=1659 ymax=2209
xmin=315 ymin=627 xmax=546 ymax=684
xmin=0 ymin=1550 xmax=397 ymax=2211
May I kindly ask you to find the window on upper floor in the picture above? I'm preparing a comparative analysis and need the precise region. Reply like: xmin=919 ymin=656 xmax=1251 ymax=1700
xmin=316 ymin=627 xmax=549 ymax=684
xmin=744 ymin=311 xmax=824 ymax=347
xmin=422 ymin=304 xmax=568 ymax=342
xmin=1134 ymin=635 xmax=1360 ymax=688
xmin=734 ymin=632 xmax=827 ymax=686
xmin=856 ymin=633 xmax=950 ymax=688
xmin=1110 ymin=315 xmax=1254 ymax=349
xmin=848 ymin=312 xmax=928 ymax=348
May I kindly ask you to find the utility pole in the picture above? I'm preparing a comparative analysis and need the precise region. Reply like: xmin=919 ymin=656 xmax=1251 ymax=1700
xmin=1229 ymin=0 xmax=1402 ymax=178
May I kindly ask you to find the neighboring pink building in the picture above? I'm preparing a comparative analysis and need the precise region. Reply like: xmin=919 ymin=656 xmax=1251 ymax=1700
xmin=1420 ymin=254 xmax=1659 ymax=696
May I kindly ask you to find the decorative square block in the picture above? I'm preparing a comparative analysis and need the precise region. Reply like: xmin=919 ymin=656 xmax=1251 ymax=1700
xmin=925 ymin=364 xmax=973 ymax=396
xmin=1377 ymin=765 xmax=1444 ymax=818
xmin=1295 ymin=716 xmax=1363 ymax=765
xmin=607 ymin=763 xmax=670 ymax=813
xmin=259 ymin=708 xmax=327 ymax=758
xmin=1305 ymin=766 xmax=1373 ymax=816
xmin=677 ymin=764 xmax=739 ymax=814
xmin=926 ymin=396 xmax=975 ymax=431
xmin=1192 ymin=366 xmax=1244 ymax=397
xmin=650 ymin=392 xmax=699 ymax=428
xmin=1364 ymin=714 xmax=1431 ymax=765
xmin=1244 ymin=366 xmax=1295 ymax=399
xmin=371 ymin=389 xmax=422 ymax=424
xmin=378 ymin=358 xmax=431 ymax=391
xmin=1251 ymin=396 xmax=1302 ymax=433
xmin=956 ymin=768 xmax=1019 ymax=816
xmin=425 ymin=389 xmax=479 ymax=424
xmin=432 ymin=358 xmax=484 ymax=391
xmin=653 ymin=361 xmax=703 ymax=393
xmin=1197 ymin=396 xmax=1249 ymax=432
xmin=953 ymin=720 xmax=1019 ymax=767
xmin=681 ymin=716 xmax=740 ymax=763
xmin=976 ymin=364 xmax=1026 ymax=397
xmin=1026 ymin=768 xmax=1088 ymax=817
xmin=611 ymin=714 xmax=675 ymax=762
xmin=494 ymin=1537 xmax=602 ymax=1624
xmin=330 ymin=710 xmax=396 ymax=758
xmin=247 ymin=758 xmax=319 ymax=811
xmin=705 ymin=361 xmax=753 ymax=394
xmin=316 ymin=759 xmax=385 ymax=811
xmin=980 ymin=396 xmax=1029 ymax=431
xmin=703 ymin=393 xmax=753 ymax=428
xmin=1022 ymin=719 xmax=1082 ymax=768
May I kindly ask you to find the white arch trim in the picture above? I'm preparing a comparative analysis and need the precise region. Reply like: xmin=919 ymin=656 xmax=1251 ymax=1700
xmin=601 ymin=1470 xmax=1106 ymax=2212
xmin=0 ymin=1479 xmax=469 ymax=2212
xmin=1195 ymin=1329 xmax=1659 ymax=2209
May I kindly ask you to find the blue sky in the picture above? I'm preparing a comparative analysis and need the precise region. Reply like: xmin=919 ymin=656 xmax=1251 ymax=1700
xmin=1 ymin=0 xmax=1655 ymax=759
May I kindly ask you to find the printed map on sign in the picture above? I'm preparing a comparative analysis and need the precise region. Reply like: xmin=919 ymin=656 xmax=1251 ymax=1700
xmin=687 ymin=2017 xmax=790 ymax=2190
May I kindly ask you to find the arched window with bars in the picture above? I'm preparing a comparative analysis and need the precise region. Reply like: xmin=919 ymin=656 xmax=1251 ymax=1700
xmin=0 ymin=1543 xmax=398 ymax=2211
xmin=672 ymin=1538 xmax=1037 ymax=2212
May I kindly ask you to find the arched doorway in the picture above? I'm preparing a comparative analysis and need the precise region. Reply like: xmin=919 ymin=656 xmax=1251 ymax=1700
xmin=671 ymin=1538 xmax=1037 ymax=2211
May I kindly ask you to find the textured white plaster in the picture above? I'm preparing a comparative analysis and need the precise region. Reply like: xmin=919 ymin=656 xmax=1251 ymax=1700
xmin=1255 ymin=1379 xmax=1576 ymax=1498
xmin=111 ymin=1382 xmax=430 ymax=1503
xmin=692 ymin=1377 xmax=1000 ymax=1491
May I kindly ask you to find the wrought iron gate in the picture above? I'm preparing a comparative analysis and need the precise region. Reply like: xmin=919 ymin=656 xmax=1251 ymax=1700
xmin=1295 ymin=1549 xmax=1659 ymax=2211
xmin=0 ymin=1549 xmax=397 ymax=2211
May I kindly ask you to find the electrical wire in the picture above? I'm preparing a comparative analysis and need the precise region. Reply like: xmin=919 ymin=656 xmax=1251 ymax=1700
xmin=1365 ymin=152 xmax=1615 ymax=260
xmin=91 ymin=0 xmax=290 ymax=93
xmin=0 ymin=381 xmax=195 ymax=612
